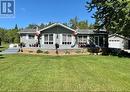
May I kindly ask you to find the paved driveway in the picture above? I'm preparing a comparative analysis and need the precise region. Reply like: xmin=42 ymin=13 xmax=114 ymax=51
xmin=0 ymin=48 xmax=19 ymax=54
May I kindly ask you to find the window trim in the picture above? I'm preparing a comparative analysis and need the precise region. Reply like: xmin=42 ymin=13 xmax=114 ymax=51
xmin=94 ymin=36 xmax=99 ymax=46
xmin=62 ymin=34 xmax=72 ymax=45
xmin=28 ymin=34 xmax=35 ymax=39
xmin=78 ymin=35 xmax=88 ymax=44
xmin=44 ymin=34 xmax=53 ymax=44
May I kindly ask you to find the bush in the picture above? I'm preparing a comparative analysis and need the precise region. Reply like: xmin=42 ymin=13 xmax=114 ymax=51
xmin=43 ymin=51 xmax=49 ymax=54
xmin=64 ymin=50 xmax=70 ymax=54
xmin=29 ymin=51 xmax=33 ymax=53
xmin=88 ymin=47 xmax=100 ymax=53
xmin=75 ymin=50 xmax=81 ymax=54
xmin=36 ymin=49 xmax=43 ymax=53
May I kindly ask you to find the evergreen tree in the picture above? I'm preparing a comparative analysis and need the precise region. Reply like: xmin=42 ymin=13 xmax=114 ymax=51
xmin=86 ymin=0 xmax=130 ymax=37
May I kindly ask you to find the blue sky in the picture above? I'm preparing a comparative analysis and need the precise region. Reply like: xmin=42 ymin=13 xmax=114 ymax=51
xmin=0 ymin=0 xmax=95 ymax=29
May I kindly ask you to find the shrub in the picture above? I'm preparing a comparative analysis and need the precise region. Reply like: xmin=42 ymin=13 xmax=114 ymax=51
xmin=43 ymin=51 xmax=49 ymax=54
xmin=36 ymin=49 xmax=43 ymax=53
xmin=29 ymin=51 xmax=33 ymax=53
xmin=75 ymin=50 xmax=82 ymax=54
xmin=64 ymin=50 xmax=70 ymax=54
xmin=88 ymin=47 xmax=100 ymax=53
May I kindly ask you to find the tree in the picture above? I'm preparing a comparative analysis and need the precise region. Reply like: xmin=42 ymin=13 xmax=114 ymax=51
xmin=26 ymin=24 xmax=38 ymax=29
xmin=78 ymin=20 xmax=88 ymax=29
xmin=0 ymin=28 xmax=6 ymax=42
xmin=69 ymin=16 xmax=79 ymax=29
xmin=86 ymin=0 xmax=130 ymax=37
xmin=39 ymin=23 xmax=45 ymax=29
xmin=88 ymin=24 xmax=94 ymax=29
xmin=69 ymin=17 xmax=89 ymax=29
xmin=15 ymin=24 xmax=18 ymax=30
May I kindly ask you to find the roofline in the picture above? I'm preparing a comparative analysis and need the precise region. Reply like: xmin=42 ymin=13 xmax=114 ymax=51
xmin=18 ymin=32 xmax=36 ymax=34
xmin=109 ymin=34 xmax=130 ymax=40
xmin=39 ymin=23 xmax=76 ymax=32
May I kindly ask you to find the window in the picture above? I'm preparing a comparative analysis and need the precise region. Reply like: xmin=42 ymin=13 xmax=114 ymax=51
xmin=21 ymin=34 xmax=26 ymax=39
xmin=44 ymin=34 xmax=53 ymax=44
xmin=94 ymin=36 xmax=99 ymax=46
xmin=99 ymin=36 xmax=104 ymax=47
xmin=29 ymin=35 xmax=35 ymax=39
xmin=62 ymin=34 xmax=72 ymax=45
xmin=78 ymin=36 xmax=87 ymax=44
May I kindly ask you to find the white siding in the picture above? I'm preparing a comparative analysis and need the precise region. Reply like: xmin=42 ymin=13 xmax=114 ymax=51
xmin=109 ymin=36 xmax=128 ymax=49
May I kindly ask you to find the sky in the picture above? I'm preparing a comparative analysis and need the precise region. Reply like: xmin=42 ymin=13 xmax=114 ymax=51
xmin=0 ymin=0 xmax=95 ymax=29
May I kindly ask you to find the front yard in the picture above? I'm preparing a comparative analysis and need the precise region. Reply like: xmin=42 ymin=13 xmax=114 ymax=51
xmin=0 ymin=54 xmax=130 ymax=91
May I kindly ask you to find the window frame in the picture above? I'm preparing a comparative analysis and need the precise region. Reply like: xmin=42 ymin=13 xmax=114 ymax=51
xmin=78 ymin=35 xmax=88 ymax=44
xmin=94 ymin=36 xmax=99 ymax=46
xmin=62 ymin=34 xmax=72 ymax=45
xmin=28 ymin=34 xmax=35 ymax=39
xmin=44 ymin=34 xmax=53 ymax=44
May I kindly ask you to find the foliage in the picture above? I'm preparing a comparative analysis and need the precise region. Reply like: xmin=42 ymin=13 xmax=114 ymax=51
xmin=69 ymin=17 xmax=90 ymax=29
xmin=64 ymin=50 xmax=70 ymax=54
xmin=36 ymin=49 xmax=43 ymax=53
xmin=86 ymin=0 xmax=130 ymax=37
xmin=0 ymin=26 xmax=20 ymax=43
xmin=43 ymin=51 xmax=49 ymax=54
xmin=75 ymin=50 xmax=82 ymax=53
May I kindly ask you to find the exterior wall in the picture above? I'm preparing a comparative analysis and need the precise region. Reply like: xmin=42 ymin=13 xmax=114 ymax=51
xmin=108 ymin=36 xmax=128 ymax=49
xmin=77 ymin=34 xmax=107 ymax=48
xmin=20 ymin=33 xmax=38 ymax=47
xmin=40 ymin=26 xmax=78 ymax=49
xmin=19 ymin=25 xmax=108 ymax=49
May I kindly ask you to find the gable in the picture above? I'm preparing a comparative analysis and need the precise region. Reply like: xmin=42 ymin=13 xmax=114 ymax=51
xmin=39 ymin=23 xmax=76 ymax=34
xmin=109 ymin=34 xmax=130 ymax=40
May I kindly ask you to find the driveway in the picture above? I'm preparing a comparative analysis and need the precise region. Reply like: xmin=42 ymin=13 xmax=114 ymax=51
xmin=0 ymin=48 xmax=19 ymax=54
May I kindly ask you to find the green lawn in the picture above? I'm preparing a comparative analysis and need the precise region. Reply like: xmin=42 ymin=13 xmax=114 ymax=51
xmin=0 ymin=54 xmax=130 ymax=91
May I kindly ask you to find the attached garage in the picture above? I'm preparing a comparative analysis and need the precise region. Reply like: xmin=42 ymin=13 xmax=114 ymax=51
xmin=109 ymin=34 xmax=130 ymax=49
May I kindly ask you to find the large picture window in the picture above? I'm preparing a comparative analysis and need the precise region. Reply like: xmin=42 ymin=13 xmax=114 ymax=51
xmin=78 ymin=36 xmax=87 ymax=44
xmin=44 ymin=34 xmax=53 ymax=44
xmin=62 ymin=34 xmax=72 ymax=45
xmin=94 ymin=36 xmax=99 ymax=46
xmin=21 ymin=34 xmax=26 ymax=39
xmin=29 ymin=34 xmax=35 ymax=39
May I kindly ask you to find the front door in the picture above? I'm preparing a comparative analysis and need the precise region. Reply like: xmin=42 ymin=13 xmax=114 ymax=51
xmin=55 ymin=34 xmax=61 ymax=44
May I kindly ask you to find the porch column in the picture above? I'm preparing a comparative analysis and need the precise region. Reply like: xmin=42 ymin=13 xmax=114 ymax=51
xmin=60 ymin=34 xmax=62 ymax=45
xmin=53 ymin=34 xmax=56 ymax=44
xmin=26 ymin=34 xmax=29 ymax=40
xmin=87 ymin=35 xmax=90 ymax=44
xmin=72 ymin=35 xmax=75 ymax=45
xmin=42 ymin=35 xmax=44 ymax=45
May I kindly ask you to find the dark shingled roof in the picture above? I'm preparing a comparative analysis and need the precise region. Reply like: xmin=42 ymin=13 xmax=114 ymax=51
xmin=19 ymin=29 xmax=36 ymax=33
xmin=77 ymin=29 xmax=107 ymax=34
xmin=19 ymin=27 xmax=107 ymax=35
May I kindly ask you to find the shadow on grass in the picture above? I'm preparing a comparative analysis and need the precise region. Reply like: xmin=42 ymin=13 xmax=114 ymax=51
xmin=102 ymin=48 xmax=130 ymax=58
xmin=0 ymin=54 xmax=5 ymax=59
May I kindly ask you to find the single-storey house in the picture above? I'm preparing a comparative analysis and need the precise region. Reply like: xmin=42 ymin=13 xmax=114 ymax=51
xmin=109 ymin=34 xmax=130 ymax=49
xmin=19 ymin=23 xmax=108 ymax=49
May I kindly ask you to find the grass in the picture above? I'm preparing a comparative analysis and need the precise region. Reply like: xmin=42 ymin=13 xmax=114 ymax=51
xmin=0 ymin=42 xmax=9 ymax=51
xmin=0 ymin=54 xmax=130 ymax=91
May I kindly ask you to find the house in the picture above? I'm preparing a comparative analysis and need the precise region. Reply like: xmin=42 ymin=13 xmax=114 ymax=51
xmin=19 ymin=23 xmax=108 ymax=49
xmin=109 ymin=34 xmax=130 ymax=49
